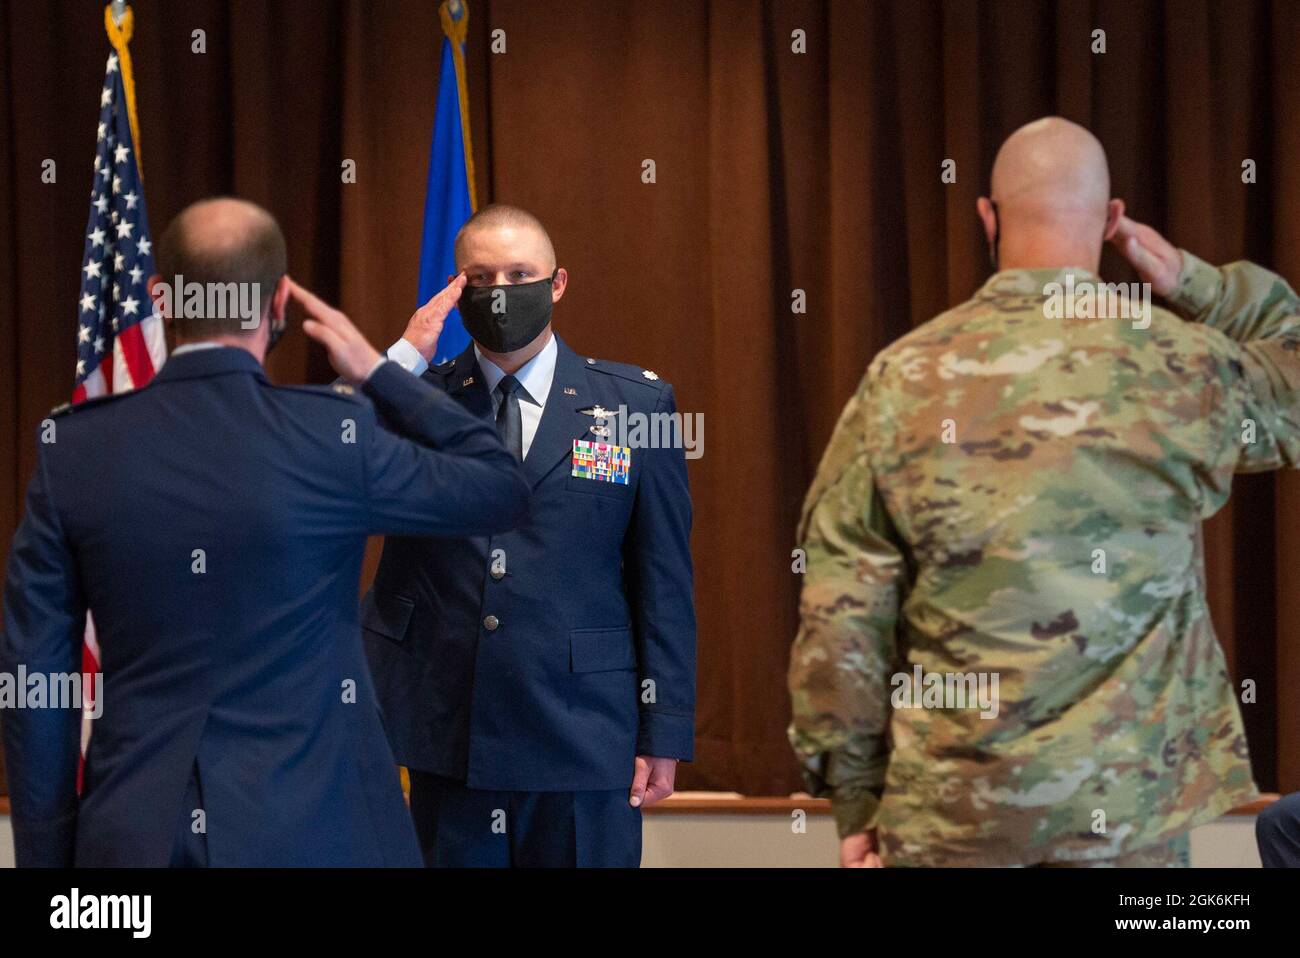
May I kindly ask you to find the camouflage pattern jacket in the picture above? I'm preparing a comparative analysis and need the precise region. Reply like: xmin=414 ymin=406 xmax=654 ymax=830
xmin=788 ymin=252 xmax=1300 ymax=865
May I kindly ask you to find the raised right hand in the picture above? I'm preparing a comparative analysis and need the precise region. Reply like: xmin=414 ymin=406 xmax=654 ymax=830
xmin=1109 ymin=214 xmax=1183 ymax=298
xmin=287 ymin=277 xmax=382 ymax=384
xmin=402 ymin=272 xmax=468 ymax=362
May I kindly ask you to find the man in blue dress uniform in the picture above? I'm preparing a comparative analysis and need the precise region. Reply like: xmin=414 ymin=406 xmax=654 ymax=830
xmin=0 ymin=198 xmax=529 ymax=866
xmin=364 ymin=204 xmax=698 ymax=867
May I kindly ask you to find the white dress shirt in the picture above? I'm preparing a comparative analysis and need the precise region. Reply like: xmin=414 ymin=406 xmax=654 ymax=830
xmin=387 ymin=334 xmax=558 ymax=459
xmin=170 ymin=341 xmax=225 ymax=356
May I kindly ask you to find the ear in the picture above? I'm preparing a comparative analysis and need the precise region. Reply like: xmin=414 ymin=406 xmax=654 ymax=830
xmin=551 ymin=267 xmax=568 ymax=304
xmin=146 ymin=274 xmax=170 ymax=321
xmin=976 ymin=197 xmax=997 ymax=245
xmin=1102 ymin=198 xmax=1126 ymax=242
xmin=271 ymin=275 xmax=290 ymax=323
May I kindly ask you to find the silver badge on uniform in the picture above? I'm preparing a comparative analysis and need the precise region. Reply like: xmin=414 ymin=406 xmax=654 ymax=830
xmin=577 ymin=404 xmax=619 ymax=438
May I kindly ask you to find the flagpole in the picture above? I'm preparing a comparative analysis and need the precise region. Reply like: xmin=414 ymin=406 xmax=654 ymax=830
xmin=439 ymin=0 xmax=476 ymax=210
xmin=103 ymin=3 xmax=143 ymax=175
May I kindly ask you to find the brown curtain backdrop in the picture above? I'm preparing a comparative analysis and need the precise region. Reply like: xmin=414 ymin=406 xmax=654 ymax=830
xmin=2 ymin=0 xmax=1297 ymax=798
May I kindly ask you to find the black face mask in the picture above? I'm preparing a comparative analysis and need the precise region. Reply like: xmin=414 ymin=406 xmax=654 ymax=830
xmin=265 ymin=314 xmax=287 ymax=355
xmin=458 ymin=271 xmax=557 ymax=353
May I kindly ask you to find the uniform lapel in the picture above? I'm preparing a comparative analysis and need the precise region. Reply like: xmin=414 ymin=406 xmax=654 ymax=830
xmin=523 ymin=337 xmax=597 ymax=488
xmin=442 ymin=346 xmax=493 ymax=419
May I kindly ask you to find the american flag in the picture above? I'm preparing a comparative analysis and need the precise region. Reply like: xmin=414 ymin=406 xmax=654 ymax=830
xmin=73 ymin=49 xmax=166 ymax=404
xmin=73 ymin=44 xmax=166 ymax=777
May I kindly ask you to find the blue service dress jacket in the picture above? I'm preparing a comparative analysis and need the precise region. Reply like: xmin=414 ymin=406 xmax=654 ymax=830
xmin=363 ymin=336 xmax=697 ymax=791
xmin=0 ymin=347 xmax=529 ymax=866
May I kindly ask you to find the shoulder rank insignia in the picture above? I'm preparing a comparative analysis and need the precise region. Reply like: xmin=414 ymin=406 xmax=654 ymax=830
xmin=642 ymin=369 xmax=659 ymax=380
xmin=49 ymin=401 xmax=72 ymax=416
xmin=332 ymin=383 xmax=355 ymax=396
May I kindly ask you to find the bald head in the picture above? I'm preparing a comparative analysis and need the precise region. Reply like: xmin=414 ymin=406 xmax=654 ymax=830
xmin=979 ymin=118 xmax=1122 ymax=272
xmin=155 ymin=197 xmax=286 ymax=338
xmin=991 ymin=117 xmax=1110 ymax=214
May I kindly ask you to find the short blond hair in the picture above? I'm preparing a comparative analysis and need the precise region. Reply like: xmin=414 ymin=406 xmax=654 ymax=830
xmin=454 ymin=203 xmax=555 ymax=268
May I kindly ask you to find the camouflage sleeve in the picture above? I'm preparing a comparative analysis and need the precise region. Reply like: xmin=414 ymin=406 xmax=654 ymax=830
xmin=1214 ymin=338 xmax=1300 ymax=473
xmin=1167 ymin=250 xmax=1300 ymax=343
xmin=1168 ymin=251 xmax=1300 ymax=473
xmin=787 ymin=376 xmax=906 ymax=839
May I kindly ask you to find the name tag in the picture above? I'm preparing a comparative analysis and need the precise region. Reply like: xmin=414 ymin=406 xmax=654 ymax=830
xmin=572 ymin=439 xmax=631 ymax=485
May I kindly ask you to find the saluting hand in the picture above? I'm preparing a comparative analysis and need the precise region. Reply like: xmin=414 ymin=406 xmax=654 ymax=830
xmin=402 ymin=272 xmax=469 ymax=363
xmin=287 ymin=277 xmax=383 ymax=384
xmin=1109 ymin=214 xmax=1183 ymax=298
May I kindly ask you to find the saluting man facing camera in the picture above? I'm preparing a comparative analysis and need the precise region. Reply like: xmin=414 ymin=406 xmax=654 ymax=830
xmin=364 ymin=204 xmax=697 ymax=867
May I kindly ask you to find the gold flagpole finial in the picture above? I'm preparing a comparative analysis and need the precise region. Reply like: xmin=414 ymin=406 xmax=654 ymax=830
xmin=103 ymin=4 xmax=143 ymax=174
xmin=440 ymin=0 xmax=469 ymax=45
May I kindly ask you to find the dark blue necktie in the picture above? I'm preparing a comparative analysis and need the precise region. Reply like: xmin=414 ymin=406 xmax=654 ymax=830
xmin=496 ymin=374 xmax=524 ymax=462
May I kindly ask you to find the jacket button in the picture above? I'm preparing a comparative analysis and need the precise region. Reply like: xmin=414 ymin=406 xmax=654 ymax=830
xmin=490 ymin=567 xmax=505 ymax=581
xmin=483 ymin=615 xmax=500 ymax=631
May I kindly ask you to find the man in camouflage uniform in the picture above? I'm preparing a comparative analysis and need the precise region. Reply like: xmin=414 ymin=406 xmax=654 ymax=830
xmin=788 ymin=117 xmax=1300 ymax=867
